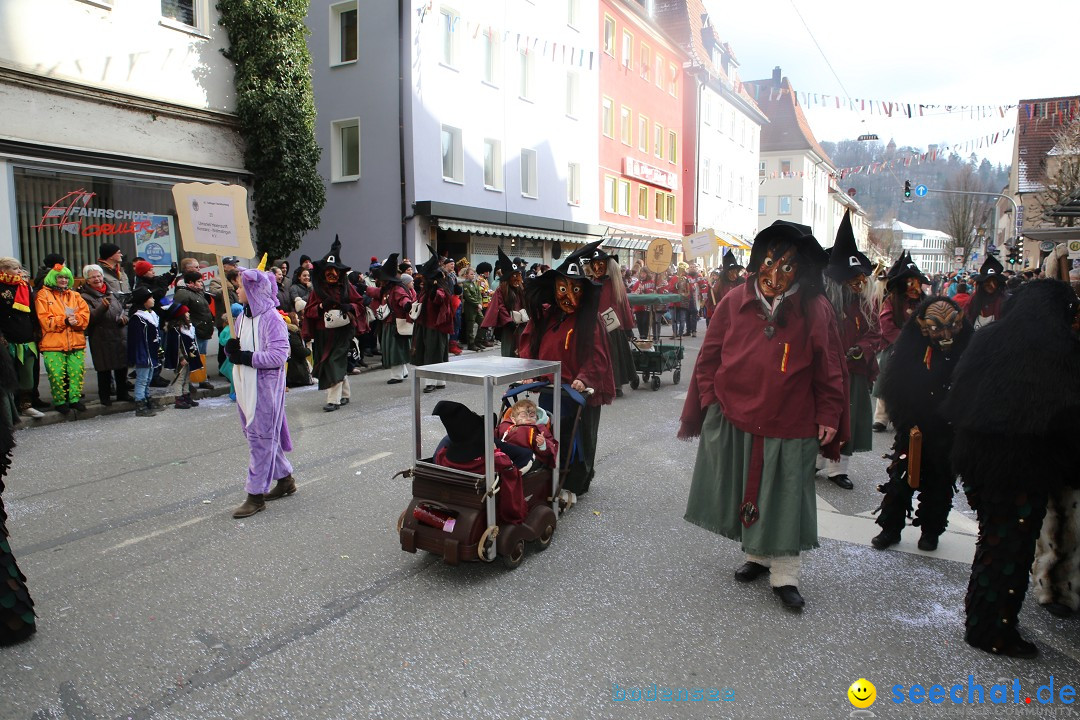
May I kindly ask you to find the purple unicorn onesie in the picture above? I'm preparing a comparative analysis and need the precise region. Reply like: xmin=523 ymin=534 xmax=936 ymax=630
xmin=226 ymin=268 xmax=297 ymax=518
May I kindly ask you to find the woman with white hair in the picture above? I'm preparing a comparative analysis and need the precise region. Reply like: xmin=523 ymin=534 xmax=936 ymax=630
xmin=79 ymin=264 xmax=131 ymax=406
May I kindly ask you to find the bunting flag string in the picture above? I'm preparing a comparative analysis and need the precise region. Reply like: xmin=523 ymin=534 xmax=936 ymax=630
xmin=743 ymin=83 xmax=1080 ymax=125
xmin=827 ymin=128 xmax=1016 ymax=180
xmin=415 ymin=2 xmax=598 ymax=71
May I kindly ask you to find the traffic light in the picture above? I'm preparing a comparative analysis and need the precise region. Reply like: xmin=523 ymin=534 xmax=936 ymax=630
xmin=1006 ymin=247 xmax=1019 ymax=265
xmin=904 ymin=180 xmax=912 ymax=198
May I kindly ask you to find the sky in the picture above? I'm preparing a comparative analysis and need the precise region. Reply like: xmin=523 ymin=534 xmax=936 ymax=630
xmin=705 ymin=0 xmax=1080 ymax=168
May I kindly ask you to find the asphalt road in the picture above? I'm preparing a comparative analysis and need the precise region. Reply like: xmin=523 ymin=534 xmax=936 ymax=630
xmin=2 ymin=337 xmax=1079 ymax=719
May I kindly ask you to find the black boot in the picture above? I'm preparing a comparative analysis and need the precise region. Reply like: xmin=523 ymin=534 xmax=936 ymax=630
xmin=773 ymin=585 xmax=805 ymax=609
xmin=98 ymin=371 xmax=112 ymax=406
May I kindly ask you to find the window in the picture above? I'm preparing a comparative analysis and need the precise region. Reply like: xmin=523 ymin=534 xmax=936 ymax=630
xmin=717 ymin=105 xmax=726 ymax=134
xmin=567 ymin=0 xmax=580 ymax=28
xmin=439 ymin=7 xmax=459 ymax=67
xmin=637 ymin=186 xmax=648 ymax=218
xmin=330 ymin=2 xmax=358 ymax=65
xmin=759 ymin=160 xmax=766 ymax=178
xmin=703 ymin=94 xmax=712 ymax=126
xmin=758 ymin=196 xmax=767 ymax=215
xmin=161 ymin=0 xmax=205 ymax=32
xmin=655 ymin=192 xmax=664 ymax=221
xmin=617 ymin=179 xmax=631 ymax=216
xmin=603 ymin=16 xmax=616 ymax=55
xmin=482 ymin=30 xmax=500 ymax=85
xmin=654 ymin=123 xmax=663 ymax=159
xmin=440 ymin=125 xmax=463 ymax=183
xmin=739 ymin=175 xmax=745 ymax=205
xmin=483 ymin=138 xmax=503 ymax=191
xmin=665 ymin=194 xmax=675 ymax=223
xmin=702 ymin=158 xmax=711 ymax=193
xmin=715 ymin=164 xmax=723 ymax=196
xmin=637 ymin=114 xmax=649 ymax=152
xmin=602 ymin=97 xmax=614 ymax=138
xmin=621 ymin=30 xmax=633 ymax=69
xmin=668 ymin=63 xmax=678 ymax=96
xmin=518 ymin=49 xmax=533 ymax=100
xmin=667 ymin=130 xmax=677 ymax=164
xmin=567 ymin=162 xmax=581 ymax=205
xmin=654 ymin=54 xmax=664 ymax=89
xmin=620 ymin=106 xmax=632 ymax=145
xmin=779 ymin=196 xmax=792 ymax=215
xmin=565 ymin=71 xmax=579 ymax=117
xmin=520 ymin=149 xmax=538 ymax=197
xmin=640 ymin=44 xmax=651 ymax=81
xmin=780 ymin=159 xmax=791 ymax=175
xmin=604 ymin=176 xmax=617 ymax=213
xmin=331 ymin=118 xmax=360 ymax=182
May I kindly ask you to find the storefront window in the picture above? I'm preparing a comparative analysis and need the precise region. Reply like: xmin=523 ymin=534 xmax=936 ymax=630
xmin=13 ymin=167 xmax=196 ymax=275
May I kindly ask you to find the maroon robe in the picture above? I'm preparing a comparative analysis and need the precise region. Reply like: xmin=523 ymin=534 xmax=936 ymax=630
xmin=878 ymin=295 xmax=920 ymax=346
xmin=433 ymin=446 xmax=528 ymax=525
xmin=417 ymin=287 xmax=454 ymax=333
xmin=839 ymin=302 xmax=884 ymax=382
xmin=597 ymin=276 xmax=633 ymax=331
xmin=518 ymin=306 xmax=616 ymax=407
xmin=497 ymin=419 xmax=558 ymax=468
xmin=481 ymin=285 xmax=522 ymax=328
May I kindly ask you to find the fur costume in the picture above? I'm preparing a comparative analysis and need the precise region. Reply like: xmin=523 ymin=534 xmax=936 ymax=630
xmin=943 ymin=279 xmax=1080 ymax=656
xmin=1032 ymin=487 xmax=1080 ymax=613
xmin=874 ymin=296 xmax=972 ymax=544
xmin=232 ymin=269 xmax=294 ymax=495
xmin=0 ymin=343 xmax=34 ymax=645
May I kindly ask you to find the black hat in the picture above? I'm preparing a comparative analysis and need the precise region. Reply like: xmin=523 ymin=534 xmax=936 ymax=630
xmin=130 ymin=286 xmax=154 ymax=313
xmin=314 ymin=235 xmax=351 ymax=273
xmin=825 ymin=211 xmax=873 ymax=282
xmin=587 ymin=246 xmax=620 ymax=265
xmin=300 ymin=254 xmax=312 ymax=265
xmin=98 ymin=243 xmax=121 ymax=260
xmin=885 ymin=251 xmax=930 ymax=292
xmin=495 ymin=247 xmax=519 ymax=280
xmin=380 ymin=253 xmax=401 ymax=281
xmin=746 ymin=220 xmax=829 ymax=274
xmin=432 ymin=400 xmax=489 ymax=463
xmin=43 ymin=253 xmax=64 ymax=269
xmin=972 ymin=255 xmax=1005 ymax=284
xmin=221 ymin=256 xmax=240 ymax=266
xmin=418 ymin=245 xmax=444 ymax=282
xmin=721 ymin=251 xmax=744 ymax=271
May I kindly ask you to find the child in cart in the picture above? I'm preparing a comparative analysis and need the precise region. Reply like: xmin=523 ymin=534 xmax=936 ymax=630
xmin=498 ymin=398 xmax=558 ymax=469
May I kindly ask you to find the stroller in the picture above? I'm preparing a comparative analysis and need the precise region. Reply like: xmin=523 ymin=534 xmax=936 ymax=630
xmin=397 ymin=357 xmax=588 ymax=568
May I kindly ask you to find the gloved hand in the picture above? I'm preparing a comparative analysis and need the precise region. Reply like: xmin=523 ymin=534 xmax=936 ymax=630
xmin=231 ymin=350 xmax=254 ymax=367
xmin=225 ymin=338 xmax=240 ymax=356
xmin=170 ymin=261 xmax=178 ymax=274
xmin=403 ymin=301 xmax=412 ymax=314
xmin=846 ymin=346 xmax=863 ymax=361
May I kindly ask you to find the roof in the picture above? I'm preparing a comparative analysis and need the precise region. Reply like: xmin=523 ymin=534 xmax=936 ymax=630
xmin=652 ymin=0 xmax=765 ymax=121
xmin=874 ymin=219 xmax=951 ymax=240
xmin=742 ymin=73 xmax=834 ymax=167
xmin=1016 ymin=94 xmax=1080 ymax=194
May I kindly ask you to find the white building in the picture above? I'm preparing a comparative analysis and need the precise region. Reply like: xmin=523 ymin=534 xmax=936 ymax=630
xmin=0 ymin=0 xmax=245 ymax=272
xmin=303 ymin=0 xmax=603 ymax=270
xmin=877 ymin=219 xmax=952 ymax=276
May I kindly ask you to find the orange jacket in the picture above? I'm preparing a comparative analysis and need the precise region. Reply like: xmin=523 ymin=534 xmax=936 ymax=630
xmin=35 ymin=286 xmax=90 ymax=352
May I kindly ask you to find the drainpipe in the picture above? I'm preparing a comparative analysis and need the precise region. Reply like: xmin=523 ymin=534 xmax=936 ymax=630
xmin=398 ymin=0 xmax=408 ymax=258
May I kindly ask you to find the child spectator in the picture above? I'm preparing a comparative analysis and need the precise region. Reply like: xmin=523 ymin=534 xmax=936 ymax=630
xmin=164 ymin=305 xmax=202 ymax=409
xmin=127 ymin=287 xmax=161 ymax=417
xmin=497 ymin=398 xmax=557 ymax=469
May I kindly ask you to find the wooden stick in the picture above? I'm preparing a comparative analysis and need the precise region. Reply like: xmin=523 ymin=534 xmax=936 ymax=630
xmin=907 ymin=426 xmax=923 ymax=489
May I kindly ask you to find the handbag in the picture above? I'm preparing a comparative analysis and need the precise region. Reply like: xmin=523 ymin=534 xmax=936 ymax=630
xmin=375 ymin=304 xmax=390 ymax=321
xmin=409 ymin=301 xmax=422 ymax=320
xmin=395 ymin=318 xmax=414 ymax=336
xmin=323 ymin=308 xmax=350 ymax=329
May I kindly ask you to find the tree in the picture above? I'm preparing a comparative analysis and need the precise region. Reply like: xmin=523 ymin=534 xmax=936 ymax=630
xmin=867 ymin=225 xmax=901 ymax=260
xmin=941 ymin=165 xmax=995 ymax=266
xmin=1037 ymin=119 xmax=1080 ymax=228
xmin=217 ymin=0 xmax=326 ymax=260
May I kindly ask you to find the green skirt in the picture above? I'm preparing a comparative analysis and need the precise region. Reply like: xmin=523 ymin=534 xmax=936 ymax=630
xmin=608 ymin=327 xmax=636 ymax=386
xmin=381 ymin=321 xmax=412 ymax=368
xmin=871 ymin=346 xmax=892 ymax=399
xmin=312 ymin=327 xmax=353 ymax=390
xmin=684 ymin=405 xmax=820 ymax=557
xmin=844 ymin=373 xmax=873 ymax=455
xmin=413 ymin=324 xmax=448 ymax=366
xmin=499 ymin=325 xmax=518 ymax=358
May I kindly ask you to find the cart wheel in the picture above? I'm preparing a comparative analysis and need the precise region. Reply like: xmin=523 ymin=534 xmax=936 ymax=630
xmin=629 ymin=374 xmax=639 ymax=390
xmin=501 ymin=538 xmax=526 ymax=569
xmin=395 ymin=510 xmax=407 ymax=533
xmin=651 ymin=376 xmax=661 ymax=391
xmin=534 ymin=523 xmax=555 ymax=550
xmin=672 ymin=369 xmax=681 ymax=385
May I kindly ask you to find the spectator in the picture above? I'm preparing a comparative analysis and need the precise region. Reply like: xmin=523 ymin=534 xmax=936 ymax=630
xmin=275 ymin=259 xmax=292 ymax=292
xmin=79 ymin=264 xmax=131 ymax=406
xmin=459 ymin=266 xmax=484 ymax=351
xmin=289 ymin=267 xmax=312 ymax=316
xmin=298 ymin=255 xmax=314 ymax=271
xmin=271 ymin=266 xmax=289 ymax=310
xmin=35 ymin=264 xmax=89 ymax=415
xmin=127 ymin=287 xmax=160 ymax=417
xmin=163 ymin=305 xmax=202 ymax=409
xmin=133 ymin=260 xmax=178 ymax=300
xmin=97 ymin=243 xmax=131 ymax=298
xmin=0 ymin=258 xmax=43 ymax=418
xmin=173 ymin=271 xmax=216 ymax=391
xmin=952 ymin=282 xmax=971 ymax=310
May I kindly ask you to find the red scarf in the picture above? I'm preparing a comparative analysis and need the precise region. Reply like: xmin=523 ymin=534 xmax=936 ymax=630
xmin=0 ymin=272 xmax=30 ymax=312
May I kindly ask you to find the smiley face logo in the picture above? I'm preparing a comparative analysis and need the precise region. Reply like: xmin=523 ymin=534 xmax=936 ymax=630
xmin=848 ymin=678 xmax=876 ymax=708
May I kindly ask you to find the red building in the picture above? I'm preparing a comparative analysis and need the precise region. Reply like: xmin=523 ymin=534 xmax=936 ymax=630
xmin=598 ymin=0 xmax=688 ymax=253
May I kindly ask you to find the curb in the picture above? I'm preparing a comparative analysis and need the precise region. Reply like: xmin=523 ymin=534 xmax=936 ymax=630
xmin=15 ymin=382 xmax=234 ymax=431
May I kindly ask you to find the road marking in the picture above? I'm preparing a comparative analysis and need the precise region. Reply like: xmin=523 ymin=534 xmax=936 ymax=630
xmin=672 ymin=392 xmax=687 ymax=401
xmin=350 ymin=452 xmax=393 ymax=468
xmin=819 ymin=509 xmax=977 ymax=564
xmin=815 ymin=494 xmax=839 ymax=513
xmin=102 ymin=516 xmax=210 ymax=553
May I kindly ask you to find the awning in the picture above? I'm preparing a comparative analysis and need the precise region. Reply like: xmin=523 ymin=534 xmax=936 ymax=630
xmin=436 ymin=218 xmax=592 ymax=244
xmin=715 ymin=231 xmax=752 ymax=250
xmin=601 ymin=225 xmax=684 ymax=254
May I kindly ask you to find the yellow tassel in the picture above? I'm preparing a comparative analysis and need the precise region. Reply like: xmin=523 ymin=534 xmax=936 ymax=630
xmin=780 ymin=342 xmax=789 ymax=373
xmin=564 ymin=328 xmax=574 ymax=350
xmin=923 ymin=346 xmax=932 ymax=370
xmin=256 ymin=253 xmax=268 ymax=271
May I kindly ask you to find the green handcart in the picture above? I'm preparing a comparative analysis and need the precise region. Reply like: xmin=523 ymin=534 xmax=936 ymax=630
xmin=627 ymin=293 xmax=685 ymax=391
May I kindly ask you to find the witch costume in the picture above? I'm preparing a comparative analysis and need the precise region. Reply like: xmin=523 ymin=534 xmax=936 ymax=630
xmin=225 ymin=268 xmax=297 ymax=518
xmin=413 ymin=250 xmax=455 ymax=392
xmin=378 ymin=253 xmax=415 ymax=384
xmin=820 ymin=211 xmax=882 ymax=489
xmin=518 ymin=239 xmax=615 ymax=496
xmin=871 ymin=296 xmax=972 ymax=553
xmin=587 ymin=246 xmax=637 ymax=395
xmin=301 ymin=237 xmax=367 ymax=411
xmin=678 ymin=221 xmax=847 ymax=610
xmin=872 ymin=251 xmax=928 ymax=430
xmin=480 ymin=248 xmax=527 ymax=357
xmin=0 ymin=343 xmax=35 ymax=645
xmin=965 ymin=255 xmax=1006 ymax=329
xmin=944 ymin=280 xmax=1080 ymax=658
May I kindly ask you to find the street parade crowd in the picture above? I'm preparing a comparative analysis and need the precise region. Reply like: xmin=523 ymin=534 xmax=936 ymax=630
xmin=3 ymin=221 xmax=1080 ymax=663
